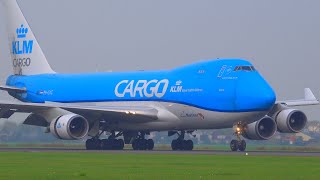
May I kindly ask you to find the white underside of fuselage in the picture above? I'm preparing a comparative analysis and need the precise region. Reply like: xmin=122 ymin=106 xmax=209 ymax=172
xmin=71 ymin=101 xmax=268 ymax=131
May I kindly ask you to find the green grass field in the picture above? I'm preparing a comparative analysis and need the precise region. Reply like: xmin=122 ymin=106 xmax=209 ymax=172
xmin=3 ymin=143 xmax=320 ymax=152
xmin=0 ymin=152 xmax=320 ymax=179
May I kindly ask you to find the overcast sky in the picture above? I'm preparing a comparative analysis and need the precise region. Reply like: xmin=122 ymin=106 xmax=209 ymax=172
xmin=0 ymin=0 xmax=320 ymax=119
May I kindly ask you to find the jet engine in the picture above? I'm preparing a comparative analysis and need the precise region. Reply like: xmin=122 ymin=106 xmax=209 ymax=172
xmin=50 ymin=114 xmax=89 ymax=140
xmin=242 ymin=116 xmax=277 ymax=140
xmin=274 ymin=109 xmax=307 ymax=133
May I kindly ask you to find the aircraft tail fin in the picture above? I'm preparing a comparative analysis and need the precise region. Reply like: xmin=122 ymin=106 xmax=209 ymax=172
xmin=1 ymin=0 xmax=55 ymax=75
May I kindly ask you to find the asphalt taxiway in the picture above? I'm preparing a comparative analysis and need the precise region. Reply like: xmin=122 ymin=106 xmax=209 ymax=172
xmin=0 ymin=148 xmax=320 ymax=156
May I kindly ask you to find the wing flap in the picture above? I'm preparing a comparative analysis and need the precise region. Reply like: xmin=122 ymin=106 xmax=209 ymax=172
xmin=59 ymin=105 xmax=158 ymax=121
xmin=23 ymin=113 xmax=49 ymax=127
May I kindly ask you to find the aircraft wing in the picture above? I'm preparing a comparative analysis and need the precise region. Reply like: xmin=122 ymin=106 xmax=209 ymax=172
xmin=276 ymin=88 xmax=319 ymax=107
xmin=0 ymin=100 xmax=158 ymax=122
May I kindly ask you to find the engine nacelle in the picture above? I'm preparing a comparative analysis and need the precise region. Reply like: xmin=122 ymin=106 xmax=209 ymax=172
xmin=275 ymin=109 xmax=307 ymax=133
xmin=242 ymin=116 xmax=277 ymax=140
xmin=50 ymin=114 xmax=89 ymax=140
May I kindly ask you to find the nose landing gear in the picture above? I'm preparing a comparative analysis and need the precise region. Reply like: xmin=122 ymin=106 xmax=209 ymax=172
xmin=230 ymin=123 xmax=247 ymax=152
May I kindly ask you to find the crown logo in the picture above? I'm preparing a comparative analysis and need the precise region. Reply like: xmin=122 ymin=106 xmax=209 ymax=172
xmin=16 ymin=24 xmax=28 ymax=38
xmin=56 ymin=122 xmax=61 ymax=129
xmin=175 ymin=80 xmax=182 ymax=86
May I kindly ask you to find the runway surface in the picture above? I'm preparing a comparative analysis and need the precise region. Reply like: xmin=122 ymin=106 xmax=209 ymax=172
xmin=0 ymin=148 xmax=320 ymax=156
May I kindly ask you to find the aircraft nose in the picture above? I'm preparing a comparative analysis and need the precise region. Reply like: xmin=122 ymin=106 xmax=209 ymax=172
xmin=255 ymin=87 xmax=276 ymax=110
xmin=235 ymin=80 xmax=276 ymax=111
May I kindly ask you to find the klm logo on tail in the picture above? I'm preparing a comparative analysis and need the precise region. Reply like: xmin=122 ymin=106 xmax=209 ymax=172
xmin=12 ymin=24 xmax=33 ymax=55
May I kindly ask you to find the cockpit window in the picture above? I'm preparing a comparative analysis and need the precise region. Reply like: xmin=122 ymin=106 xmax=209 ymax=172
xmin=234 ymin=66 xmax=256 ymax=72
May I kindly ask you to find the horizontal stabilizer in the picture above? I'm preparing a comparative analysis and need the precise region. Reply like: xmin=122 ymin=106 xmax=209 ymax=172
xmin=0 ymin=85 xmax=26 ymax=93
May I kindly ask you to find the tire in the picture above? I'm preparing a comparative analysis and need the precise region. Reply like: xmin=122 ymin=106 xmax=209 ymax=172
xmin=186 ymin=140 xmax=193 ymax=151
xmin=132 ymin=139 xmax=139 ymax=150
xmin=182 ymin=140 xmax=188 ymax=151
xmin=171 ymin=140 xmax=178 ymax=150
xmin=87 ymin=139 xmax=101 ymax=150
xmin=111 ymin=139 xmax=118 ymax=150
xmin=176 ymin=140 xmax=183 ymax=150
xmin=94 ymin=139 xmax=102 ymax=150
xmin=238 ymin=140 xmax=246 ymax=152
xmin=85 ymin=139 xmax=94 ymax=150
xmin=146 ymin=139 xmax=154 ymax=150
xmin=117 ymin=139 xmax=125 ymax=150
xmin=101 ymin=139 xmax=110 ymax=150
xmin=139 ymin=139 xmax=147 ymax=150
xmin=230 ymin=139 xmax=239 ymax=151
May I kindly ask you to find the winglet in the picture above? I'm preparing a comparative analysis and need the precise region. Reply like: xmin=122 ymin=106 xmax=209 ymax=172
xmin=304 ymin=88 xmax=317 ymax=101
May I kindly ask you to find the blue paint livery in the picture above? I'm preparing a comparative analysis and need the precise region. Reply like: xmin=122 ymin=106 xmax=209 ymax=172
xmin=6 ymin=59 xmax=276 ymax=112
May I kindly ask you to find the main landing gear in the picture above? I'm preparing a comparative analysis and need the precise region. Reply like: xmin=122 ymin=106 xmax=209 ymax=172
xmin=170 ymin=131 xmax=194 ymax=151
xmin=86 ymin=131 xmax=125 ymax=150
xmin=85 ymin=138 xmax=101 ymax=150
xmin=132 ymin=132 xmax=154 ymax=150
xmin=100 ymin=131 xmax=125 ymax=150
xmin=230 ymin=123 xmax=246 ymax=152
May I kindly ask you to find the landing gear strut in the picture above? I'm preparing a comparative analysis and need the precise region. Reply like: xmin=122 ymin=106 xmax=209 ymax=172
xmin=170 ymin=131 xmax=194 ymax=151
xmin=230 ymin=123 xmax=246 ymax=152
xmin=132 ymin=132 xmax=154 ymax=150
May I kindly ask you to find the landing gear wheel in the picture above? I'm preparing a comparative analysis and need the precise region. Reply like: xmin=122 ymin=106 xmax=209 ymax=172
xmin=86 ymin=139 xmax=101 ymax=150
xmin=113 ymin=139 xmax=119 ymax=150
xmin=171 ymin=140 xmax=178 ymax=150
xmin=176 ymin=140 xmax=183 ymax=150
xmin=132 ymin=139 xmax=149 ymax=150
xmin=96 ymin=139 xmax=102 ymax=150
xmin=146 ymin=139 xmax=154 ymax=150
xmin=132 ymin=139 xmax=139 ymax=150
xmin=101 ymin=139 xmax=111 ymax=150
xmin=169 ymin=130 xmax=195 ymax=151
xmin=116 ymin=139 xmax=125 ymax=150
xmin=230 ymin=139 xmax=239 ymax=151
xmin=101 ymin=139 xmax=124 ymax=150
xmin=182 ymin=140 xmax=188 ymax=150
xmin=139 ymin=139 xmax=148 ymax=150
xmin=186 ymin=140 xmax=194 ymax=151
xmin=238 ymin=140 xmax=246 ymax=152
xmin=86 ymin=139 xmax=94 ymax=150
xmin=171 ymin=139 xmax=194 ymax=150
